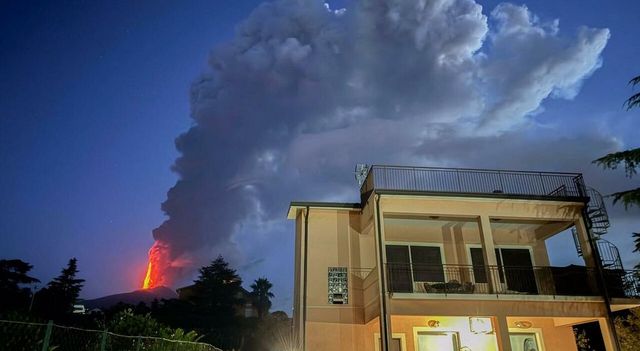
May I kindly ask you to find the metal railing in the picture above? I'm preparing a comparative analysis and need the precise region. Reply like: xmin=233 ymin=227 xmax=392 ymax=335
xmin=385 ymin=264 xmax=605 ymax=297
xmin=603 ymin=270 xmax=640 ymax=299
xmin=361 ymin=165 xmax=587 ymax=201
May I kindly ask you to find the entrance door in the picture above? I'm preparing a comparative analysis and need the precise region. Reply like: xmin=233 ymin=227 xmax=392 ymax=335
xmin=416 ymin=332 xmax=459 ymax=351
xmin=501 ymin=248 xmax=537 ymax=293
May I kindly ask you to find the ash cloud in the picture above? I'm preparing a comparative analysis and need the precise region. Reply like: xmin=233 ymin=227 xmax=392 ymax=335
xmin=152 ymin=0 xmax=618 ymax=291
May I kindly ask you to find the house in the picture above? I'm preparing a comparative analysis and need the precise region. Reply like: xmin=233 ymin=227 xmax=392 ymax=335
xmin=288 ymin=165 xmax=640 ymax=351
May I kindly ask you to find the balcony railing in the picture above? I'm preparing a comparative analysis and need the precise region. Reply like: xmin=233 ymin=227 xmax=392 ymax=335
xmin=386 ymin=264 xmax=606 ymax=297
xmin=604 ymin=269 xmax=640 ymax=299
xmin=361 ymin=165 xmax=587 ymax=201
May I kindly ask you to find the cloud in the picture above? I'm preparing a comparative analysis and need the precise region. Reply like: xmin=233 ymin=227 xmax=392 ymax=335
xmin=151 ymin=0 xmax=618 ymax=307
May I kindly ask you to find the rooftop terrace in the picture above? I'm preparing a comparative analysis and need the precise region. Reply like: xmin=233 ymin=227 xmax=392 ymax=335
xmin=360 ymin=165 xmax=588 ymax=202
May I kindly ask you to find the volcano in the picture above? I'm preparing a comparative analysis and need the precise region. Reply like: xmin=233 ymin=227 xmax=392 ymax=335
xmin=83 ymin=286 xmax=177 ymax=310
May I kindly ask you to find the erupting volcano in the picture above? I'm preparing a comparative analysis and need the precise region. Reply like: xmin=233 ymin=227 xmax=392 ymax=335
xmin=142 ymin=241 xmax=170 ymax=289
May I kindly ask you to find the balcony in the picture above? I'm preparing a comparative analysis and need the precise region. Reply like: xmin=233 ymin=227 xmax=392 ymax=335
xmin=360 ymin=165 xmax=587 ymax=202
xmin=385 ymin=264 xmax=640 ymax=299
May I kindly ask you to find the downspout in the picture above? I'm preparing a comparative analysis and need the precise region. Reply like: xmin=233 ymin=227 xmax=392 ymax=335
xmin=581 ymin=212 xmax=622 ymax=350
xmin=302 ymin=206 xmax=310 ymax=350
xmin=375 ymin=195 xmax=391 ymax=351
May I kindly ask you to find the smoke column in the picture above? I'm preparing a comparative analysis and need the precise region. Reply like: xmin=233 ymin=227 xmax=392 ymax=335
xmin=142 ymin=0 xmax=609 ymax=288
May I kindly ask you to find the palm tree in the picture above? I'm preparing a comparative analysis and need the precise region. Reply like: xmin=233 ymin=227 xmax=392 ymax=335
xmin=250 ymin=278 xmax=274 ymax=319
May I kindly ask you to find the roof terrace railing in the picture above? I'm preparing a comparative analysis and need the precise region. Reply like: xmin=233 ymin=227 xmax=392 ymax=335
xmin=360 ymin=165 xmax=587 ymax=201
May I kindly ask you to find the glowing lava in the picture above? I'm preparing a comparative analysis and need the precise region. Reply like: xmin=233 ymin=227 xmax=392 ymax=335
xmin=141 ymin=240 xmax=168 ymax=289
xmin=142 ymin=259 xmax=154 ymax=289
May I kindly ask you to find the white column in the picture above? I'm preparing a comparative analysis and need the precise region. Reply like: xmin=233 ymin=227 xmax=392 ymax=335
xmin=479 ymin=215 xmax=500 ymax=293
xmin=574 ymin=218 xmax=597 ymax=268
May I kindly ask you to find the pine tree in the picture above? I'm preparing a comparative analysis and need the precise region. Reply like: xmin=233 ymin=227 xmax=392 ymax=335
xmin=593 ymin=74 xmax=640 ymax=209
xmin=34 ymin=258 xmax=85 ymax=319
xmin=250 ymin=278 xmax=274 ymax=319
xmin=190 ymin=256 xmax=242 ymax=328
xmin=0 ymin=259 xmax=39 ymax=313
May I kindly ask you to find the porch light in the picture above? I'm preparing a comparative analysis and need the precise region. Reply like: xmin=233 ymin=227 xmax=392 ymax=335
xmin=514 ymin=320 xmax=533 ymax=329
xmin=469 ymin=317 xmax=494 ymax=334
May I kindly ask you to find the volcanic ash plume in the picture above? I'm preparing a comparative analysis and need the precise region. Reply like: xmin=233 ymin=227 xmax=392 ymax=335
xmin=142 ymin=0 xmax=610 ymax=288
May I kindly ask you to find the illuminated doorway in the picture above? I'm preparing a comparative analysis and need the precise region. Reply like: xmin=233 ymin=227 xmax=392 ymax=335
xmin=416 ymin=331 xmax=460 ymax=351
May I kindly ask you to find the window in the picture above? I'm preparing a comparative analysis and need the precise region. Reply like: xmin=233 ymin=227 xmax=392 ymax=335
xmin=469 ymin=248 xmax=502 ymax=283
xmin=328 ymin=267 xmax=348 ymax=304
xmin=469 ymin=247 xmax=537 ymax=293
xmin=411 ymin=246 xmax=444 ymax=282
xmin=385 ymin=244 xmax=445 ymax=293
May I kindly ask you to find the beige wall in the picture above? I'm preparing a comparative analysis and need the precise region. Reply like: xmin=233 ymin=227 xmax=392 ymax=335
xmin=290 ymin=194 xmax=603 ymax=350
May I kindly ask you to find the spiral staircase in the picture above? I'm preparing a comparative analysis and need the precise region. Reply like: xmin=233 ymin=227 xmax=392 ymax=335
xmin=572 ymin=187 xmax=625 ymax=271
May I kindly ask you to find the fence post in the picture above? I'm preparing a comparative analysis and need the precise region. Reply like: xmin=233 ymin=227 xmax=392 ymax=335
xmin=100 ymin=330 xmax=108 ymax=351
xmin=135 ymin=336 xmax=142 ymax=351
xmin=40 ymin=320 xmax=53 ymax=351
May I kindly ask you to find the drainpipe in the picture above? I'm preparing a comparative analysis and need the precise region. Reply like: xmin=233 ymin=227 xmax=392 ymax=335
xmin=581 ymin=214 xmax=622 ymax=351
xmin=375 ymin=195 xmax=391 ymax=351
xmin=302 ymin=206 xmax=310 ymax=350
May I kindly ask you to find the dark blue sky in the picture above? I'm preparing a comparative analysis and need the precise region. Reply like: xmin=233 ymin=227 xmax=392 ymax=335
xmin=1 ymin=0 xmax=639 ymax=312
xmin=1 ymin=0 xmax=263 ymax=297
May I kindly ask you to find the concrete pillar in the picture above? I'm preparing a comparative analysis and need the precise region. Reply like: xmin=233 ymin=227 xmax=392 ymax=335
xmin=574 ymin=218 xmax=598 ymax=268
xmin=599 ymin=317 xmax=620 ymax=351
xmin=495 ymin=316 xmax=513 ymax=351
xmin=478 ymin=215 xmax=500 ymax=293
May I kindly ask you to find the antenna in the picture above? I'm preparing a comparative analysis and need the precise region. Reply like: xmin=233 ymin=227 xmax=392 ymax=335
xmin=354 ymin=164 xmax=370 ymax=186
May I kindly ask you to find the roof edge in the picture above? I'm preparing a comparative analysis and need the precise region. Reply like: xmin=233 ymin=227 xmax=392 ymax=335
xmin=287 ymin=201 xmax=361 ymax=219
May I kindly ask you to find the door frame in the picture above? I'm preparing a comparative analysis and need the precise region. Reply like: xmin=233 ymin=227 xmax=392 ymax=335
xmin=412 ymin=329 xmax=461 ymax=351
xmin=508 ymin=327 xmax=546 ymax=351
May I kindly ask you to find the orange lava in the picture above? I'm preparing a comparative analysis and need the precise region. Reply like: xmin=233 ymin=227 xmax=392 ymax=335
xmin=142 ymin=259 xmax=154 ymax=289
xmin=141 ymin=241 xmax=167 ymax=289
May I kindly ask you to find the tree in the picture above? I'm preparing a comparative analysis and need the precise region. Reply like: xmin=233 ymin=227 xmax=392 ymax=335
xmin=625 ymin=75 xmax=640 ymax=110
xmin=593 ymin=74 xmax=640 ymax=209
xmin=615 ymin=308 xmax=640 ymax=351
xmin=250 ymin=278 xmax=274 ymax=319
xmin=34 ymin=258 xmax=85 ymax=319
xmin=593 ymin=149 xmax=640 ymax=209
xmin=0 ymin=259 xmax=39 ymax=314
xmin=190 ymin=256 xmax=243 ymax=328
xmin=593 ymin=75 xmax=640 ymax=268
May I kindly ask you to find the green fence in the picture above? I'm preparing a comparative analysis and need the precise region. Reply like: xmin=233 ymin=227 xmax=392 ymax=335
xmin=0 ymin=320 xmax=222 ymax=351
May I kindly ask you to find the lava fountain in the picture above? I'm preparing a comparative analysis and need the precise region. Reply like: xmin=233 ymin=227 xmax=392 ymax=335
xmin=142 ymin=240 xmax=170 ymax=289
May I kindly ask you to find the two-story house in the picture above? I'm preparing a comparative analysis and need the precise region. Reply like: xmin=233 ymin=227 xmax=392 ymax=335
xmin=288 ymin=165 xmax=640 ymax=351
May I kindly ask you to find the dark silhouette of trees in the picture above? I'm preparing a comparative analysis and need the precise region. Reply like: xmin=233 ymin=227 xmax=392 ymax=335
xmin=593 ymin=75 xmax=640 ymax=209
xmin=34 ymin=258 xmax=85 ymax=320
xmin=0 ymin=259 xmax=39 ymax=314
xmin=250 ymin=278 xmax=274 ymax=319
xmin=189 ymin=256 xmax=243 ymax=328
xmin=593 ymin=75 xmax=640 ymax=270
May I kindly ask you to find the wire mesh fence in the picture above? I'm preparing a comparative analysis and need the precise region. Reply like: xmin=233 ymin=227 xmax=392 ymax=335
xmin=0 ymin=319 xmax=222 ymax=351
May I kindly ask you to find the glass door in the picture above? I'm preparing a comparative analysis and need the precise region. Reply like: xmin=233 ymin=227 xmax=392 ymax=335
xmin=416 ymin=332 xmax=459 ymax=351
xmin=509 ymin=332 xmax=541 ymax=351
xmin=386 ymin=245 xmax=412 ymax=292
